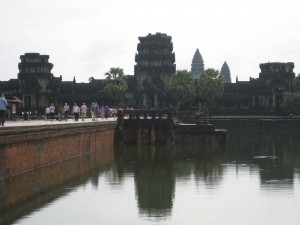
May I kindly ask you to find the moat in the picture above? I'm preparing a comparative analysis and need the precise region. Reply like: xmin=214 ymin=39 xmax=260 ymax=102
xmin=1 ymin=126 xmax=300 ymax=225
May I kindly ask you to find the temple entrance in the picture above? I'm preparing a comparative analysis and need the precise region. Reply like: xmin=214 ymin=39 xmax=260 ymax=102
xmin=24 ymin=95 xmax=32 ymax=108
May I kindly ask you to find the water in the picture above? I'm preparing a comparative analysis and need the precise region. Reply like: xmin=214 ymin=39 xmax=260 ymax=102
xmin=1 ymin=127 xmax=300 ymax=225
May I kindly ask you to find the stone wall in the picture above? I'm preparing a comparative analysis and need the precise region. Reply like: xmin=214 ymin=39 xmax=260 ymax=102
xmin=0 ymin=122 xmax=116 ymax=178
xmin=0 ymin=149 xmax=114 ymax=224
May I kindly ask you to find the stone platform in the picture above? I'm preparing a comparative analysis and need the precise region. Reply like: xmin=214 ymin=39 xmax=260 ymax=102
xmin=0 ymin=118 xmax=117 ymax=178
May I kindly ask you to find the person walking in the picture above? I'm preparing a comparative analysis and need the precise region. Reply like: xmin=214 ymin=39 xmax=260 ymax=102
xmin=45 ymin=106 xmax=50 ymax=121
xmin=104 ymin=105 xmax=110 ymax=119
xmin=11 ymin=103 xmax=16 ymax=121
xmin=100 ymin=106 xmax=104 ymax=120
xmin=0 ymin=94 xmax=8 ymax=126
xmin=58 ymin=104 xmax=63 ymax=121
xmin=63 ymin=103 xmax=70 ymax=121
xmin=91 ymin=102 xmax=99 ymax=121
xmin=81 ymin=103 xmax=88 ymax=121
xmin=72 ymin=103 xmax=80 ymax=121
xmin=49 ymin=103 xmax=55 ymax=121
xmin=90 ymin=103 xmax=95 ymax=121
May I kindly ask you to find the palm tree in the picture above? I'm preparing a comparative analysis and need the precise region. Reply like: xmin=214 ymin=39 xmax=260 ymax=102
xmin=198 ymin=68 xmax=224 ymax=115
xmin=169 ymin=70 xmax=196 ymax=110
xmin=104 ymin=67 xmax=127 ymax=107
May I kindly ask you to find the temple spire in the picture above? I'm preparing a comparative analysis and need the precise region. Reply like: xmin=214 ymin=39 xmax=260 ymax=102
xmin=191 ymin=48 xmax=204 ymax=80
xmin=220 ymin=61 xmax=231 ymax=83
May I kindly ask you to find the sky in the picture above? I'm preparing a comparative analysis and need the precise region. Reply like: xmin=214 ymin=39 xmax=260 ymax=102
xmin=1 ymin=0 xmax=300 ymax=83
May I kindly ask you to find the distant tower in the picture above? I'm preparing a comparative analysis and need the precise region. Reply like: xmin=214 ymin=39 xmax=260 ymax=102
xmin=134 ymin=32 xmax=176 ymax=107
xmin=191 ymin=48 xmax=204 ymax=80
xmin=220 ymin=61 xmax=231 ymax=83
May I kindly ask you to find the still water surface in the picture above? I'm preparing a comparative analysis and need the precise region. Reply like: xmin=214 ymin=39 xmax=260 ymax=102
xmin=1 ymin=127 xmax=300 ymax=225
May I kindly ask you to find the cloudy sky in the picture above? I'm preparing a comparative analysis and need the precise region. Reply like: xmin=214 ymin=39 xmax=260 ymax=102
xmin=1 ymin=0 xmax=299 ymax=83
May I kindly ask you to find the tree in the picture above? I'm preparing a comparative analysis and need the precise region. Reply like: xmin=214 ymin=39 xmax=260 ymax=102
xmin=292 ymin=73 xmax=300 ymax=92
xmin=198 ymin=68 xmax=224 ymax=114
xmin=281 ymin=92 xmax=300 ymax=115
xmin=169 ymin=70 xmax=196 ymax=110
xmin=281 ymin=73 xmax=300 ymax=114
xmin=104 ymin=67 xmax=127 ymax=106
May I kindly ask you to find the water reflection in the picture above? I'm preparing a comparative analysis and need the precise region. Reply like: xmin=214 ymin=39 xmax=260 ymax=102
xmin=227 ymin=127 xmax=300 ymax=191
xmin=115 ymin=144 xmax=227 ymax=219
xmin=116 ymin=145 xmax=175 ymax=219
xmin=115 ymin=127 xmax=300 ymax=220
xmin=0 ymin=149 xmax=114 ymax=225
xmin=1 ymin=127 xmax=300 ymax=224
xmin=175 ymin=145 xmax=227 ymax=188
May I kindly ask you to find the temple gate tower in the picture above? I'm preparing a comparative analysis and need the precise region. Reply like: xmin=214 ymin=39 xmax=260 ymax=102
xmin=191 ymin=48 xmax=204 ymax=80
xmin=18 ymin=53 xmax=54 ymax=109
xmin=251 ymin=62 xmax=295 ymax=111
xmin=134 ymin=33 xmax=176 ymax=108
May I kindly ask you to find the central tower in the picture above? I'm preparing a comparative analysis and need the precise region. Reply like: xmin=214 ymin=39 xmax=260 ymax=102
xmin=134 ymin=33 xmax=176 ymax=108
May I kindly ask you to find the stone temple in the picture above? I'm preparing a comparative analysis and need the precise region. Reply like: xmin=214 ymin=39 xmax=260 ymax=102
xmin=0 ymin=33 xmax=297 ymax=115
xmin=134 ymin=32 xmax=176 ymax=107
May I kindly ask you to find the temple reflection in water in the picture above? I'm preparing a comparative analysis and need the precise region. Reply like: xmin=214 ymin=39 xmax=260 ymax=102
xmin=1 ymin=127 xmax=300 ymax=224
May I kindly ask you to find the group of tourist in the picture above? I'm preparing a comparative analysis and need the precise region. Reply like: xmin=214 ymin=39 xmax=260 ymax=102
xmin=90 ymin=102 xmax=111 ymax=121
xmin=0 ymin=93 xmax=113 ymax=126
xmin=45 ymin=102 xmax=111 ymax=122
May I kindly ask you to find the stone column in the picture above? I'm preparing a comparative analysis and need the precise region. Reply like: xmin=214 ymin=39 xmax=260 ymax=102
xmin=143 ymin=94 xmax=147 ymax=107
xmin=272 ymin=93 xmax=276 ymax=108
xmin=154 ymin=94 xmax=158 ymax=107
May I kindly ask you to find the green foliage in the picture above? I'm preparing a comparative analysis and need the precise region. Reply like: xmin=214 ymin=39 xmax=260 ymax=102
xmin=292 ymin=73 xmax=300 ymax=92
xmin=104 ymin=67 xmax=127 ymax=106
xmin=169 ymin=70 xmax=196 ymax=110
xmin=198 ymin=68 xmax=224 ymax=106
xmin=281 ymin=92 xmax=300 ymax=115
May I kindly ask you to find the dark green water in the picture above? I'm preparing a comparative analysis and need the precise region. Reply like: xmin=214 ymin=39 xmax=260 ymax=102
xmin=1 ymin=127 xmax=300 ymax=225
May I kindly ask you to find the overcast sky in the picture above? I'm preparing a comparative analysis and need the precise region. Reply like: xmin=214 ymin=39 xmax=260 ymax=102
xmin=1 ymin=0 xmax=299 ymax=83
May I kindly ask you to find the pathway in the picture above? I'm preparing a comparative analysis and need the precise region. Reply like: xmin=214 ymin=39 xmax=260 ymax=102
xmin=1 ymin=117 xmax=116 ymax=127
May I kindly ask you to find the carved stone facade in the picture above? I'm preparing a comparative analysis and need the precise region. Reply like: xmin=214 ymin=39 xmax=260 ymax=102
xmin=252 ymin=62 xmax=295 ymax=110
xmin=215 ymin=62 xmax=295 ymax=114
xmin=18 ymin=53 xmax=55 ymax=108
xmin=134 ymin=33 xmax=176 ymax=107
xmin=0 ymin=53 xmax=109 ymax=114
xmin=0 ymin=47 xmax=297 ymax=116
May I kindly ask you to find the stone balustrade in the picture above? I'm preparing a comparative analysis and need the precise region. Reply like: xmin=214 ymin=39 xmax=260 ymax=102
xmin=117 ymin=108 xmax=174 ymax=120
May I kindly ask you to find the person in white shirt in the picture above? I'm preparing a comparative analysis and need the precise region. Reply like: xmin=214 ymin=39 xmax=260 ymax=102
xmin=45 ymin=106 xmax=50 ymax=121
xmin=81 ymin=103 xmax=88 ymax=121
xmin=72 ymin=102 xmax=80 ymax=121
xmin=49 ymin=103 xmax=55 ymax=121
xmin=63 ymin=103 xmax=70 ymax=121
